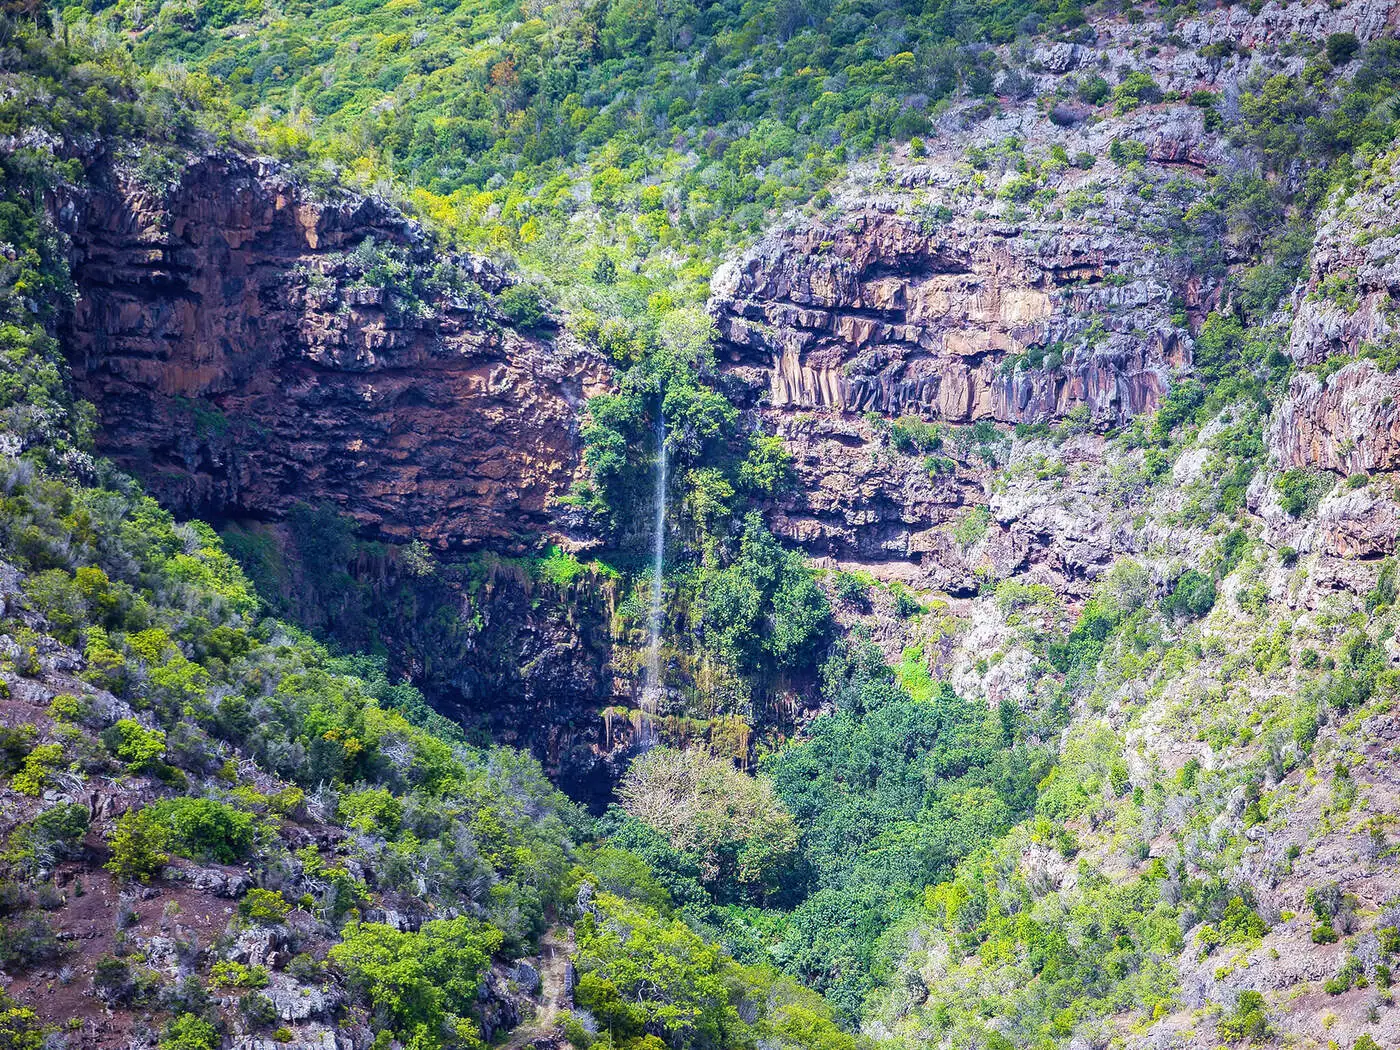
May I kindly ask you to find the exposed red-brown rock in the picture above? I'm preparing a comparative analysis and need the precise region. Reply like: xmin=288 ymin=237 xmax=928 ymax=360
xmin=1270 ymin=362 xmax=1400 ymax=475
xmin=62 ymin=152 xmax=610 ymax=550
xmin=712 ymin=207 xmax=1190 ymax=428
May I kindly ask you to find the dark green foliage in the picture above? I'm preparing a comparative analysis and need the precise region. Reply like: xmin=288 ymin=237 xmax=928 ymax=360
xmin=1107 ymin=137 xmax=1148 ymax=165
xmin=0 ymin=911 xmax=61 ymax=970
xmin=0 ymin=726 xmax=35 ymax=777
xmin=1112 ymin=72 xmax=1162 ymax=113
xmin=238 ymin=992 xmax=279 ymax=1028
xmin=759 ymin=634 xmax=1047 ymax=1020
xmin=1047 ymin=596 xmax=1117 ymax=674
xmin=1326 ymin=33 xmax=1359 ymax=67
xmin=1162 ymin=569 xmax=1216 ymax=620
xmin=832 ymin=571 xmax=872 ymax=610
xmin=738 ymin=434 xmax=794 ymax=495
xmin=697 ymin=513 xmax=831 ymax=674
xmin=1199 ymin=896 xmax=1268 ymax=953
xmin=1077 ymin=75 xmax=1109 ymax=105
xmin=1324 ymin=955 xmax=1365 ymax=995
xmin=888 ymin=416 xmax=942 ymax=454
xmin=94 ymin=955 xmax=152 ymax=1007
xmin=1277 ymin=469 xmax=1329 ymax=517
xmin=1365 ymin=559 xmax=1396 ymax=613
xmin=7 ymin=803 xmax=89 ymax=875
xmin=593 ymin=809 xmax=709 ymax=909
xmin=1293 ymin=706 xmax=1320 ymax=753
xmin=497 ymin=283 xmax=550 ymax=329
xmin=140 ymin=798 xmax=258 ymax=865
xmin=1217 ymin=990 xmax=1271 ymax=1043
xmin=1320 ymin=630 xmax=1387 ymax=713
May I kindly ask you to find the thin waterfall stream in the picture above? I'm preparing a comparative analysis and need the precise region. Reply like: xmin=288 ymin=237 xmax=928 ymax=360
xmin=641 ymin=411 xmax=667 ymax=745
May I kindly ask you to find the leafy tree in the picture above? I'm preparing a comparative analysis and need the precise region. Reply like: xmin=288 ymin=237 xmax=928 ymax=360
xmin=738 ymin=435 xmax=794 ymax=495
xmin=105 ymin=809 xmax=170 ymax=882
xmin=329 ymin=919 xmax=501 ymax=1050
xmin=101 ymin=719 xmax=167 ymax=774
xmin=698 ymin=514 xmax=830 ymax=673
xmin=1218 ymin=990 xmax=1271 ymax=1043
xmin=574 ymin=893 xmax=748 ymax=1049
xmin=618 ymin=748 xmax=798 ymax=902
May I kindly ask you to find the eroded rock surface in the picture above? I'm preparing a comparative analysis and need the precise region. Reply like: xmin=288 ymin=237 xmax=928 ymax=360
xmin=63 ymin=152 xmax=609 ymax=550
xmin=713 ymin=206 xmax=1188 ymax=427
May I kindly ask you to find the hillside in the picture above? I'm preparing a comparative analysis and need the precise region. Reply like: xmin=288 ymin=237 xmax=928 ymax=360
xmin=2 ymin=1 xmax=1400 ymax=1049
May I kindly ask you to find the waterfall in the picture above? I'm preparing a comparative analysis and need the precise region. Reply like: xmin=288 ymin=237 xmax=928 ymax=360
xmin=641 ymin=410 xmax=667 ymax=745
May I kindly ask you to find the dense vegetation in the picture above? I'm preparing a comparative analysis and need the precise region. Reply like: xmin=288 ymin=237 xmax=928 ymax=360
xmin=0 ymin=15 xmax=858 ymax=1050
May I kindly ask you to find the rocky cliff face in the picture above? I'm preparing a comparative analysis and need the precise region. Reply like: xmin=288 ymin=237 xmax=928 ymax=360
xmin=716 ymin=0 xmax=1400 ymax=581
xmin=1270 ymin=146 xmax=1400 ymax=478
xmin=52 ymin=0 xmax=1400 ymax=807
xmin=712 ymin=206 xmax=1189 ymax=427
xmin=62 ymin=152 xmax=609 ymax=551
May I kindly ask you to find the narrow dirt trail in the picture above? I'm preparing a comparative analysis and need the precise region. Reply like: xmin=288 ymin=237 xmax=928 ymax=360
xmin=500 ymin=927 xmax=572 ymax=1049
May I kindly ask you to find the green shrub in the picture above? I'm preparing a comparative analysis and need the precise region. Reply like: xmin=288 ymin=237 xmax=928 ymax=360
xmin=11 ymin=743 xmax=63 ymax=796
xmin=1324 ymin=956 xmax=1364 ymax=995
xmin=329 ymin=918 xmax=501 ymax=1050
xmin=1326 ymin=32 xmax=1360 ymax=65
xmin=0 ymin=725 xmax=36 ymax=777
xmin=1162 ymin=569 xmax=1216 ymax=620
xmin=1276 ymin=469 xmax=1328 ymax=517
xmin=337 ymin=788 xmax=403 ymax=835
xmin=8 ymin=803 xmax=89 ymax=874
xmin=1077 ymin=75 xmax=1109 ymax=104
xmin=497 ymin=284 xmax=549 ymax=328
xmin=833 ymin=572 xmax=872 ymax=609
xmin=209 ymin=961 xmax=269 ymax=989
xmin=1311 ymin=923 xmax=1338 ymax=944
xmin=0 ymin=912 xmax=61 ymax=969
xmin=0 ymin=989 xmax=42 ymax=1050
xmin=239 ymin=991 xmax=279 ymax=1028
xmin=104 ymin=809 xmax=170 ymax=882
xmin=160 ymin=1014 xmax=219 ymax=1050
xmin=102 ymin=718 xmax=167 ymax=774
xmin=891 ymin=584 xmax=922 ymax=618
xmin=148 ymin=798 xmax=257 ymax=864
xmin=1113 ymin=72 xmax=1162 ymax=113
xmin=238 ymin=889 xmax=292 ymax=926
xmin=738 ymin=435 xmax=794 ymax=495
xmin=94 ymin=955 xmax=137 ymax=1005
xmin=1108 ymin=138 xmax=1148 ymax=165
xmin=888 ymin=416 xmax=942 ymax=454
xmin=1217 ymin=990 xmax=1271 ymax=1042
xmin=107 ymin=798 xmax=256 ymax=877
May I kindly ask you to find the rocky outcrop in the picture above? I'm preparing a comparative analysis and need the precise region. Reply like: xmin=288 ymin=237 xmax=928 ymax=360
xmin=713 ymin=86 xmax=1217 ymax=572
xmin=761 ymin=412 xmax=979 ymax=565
xmin=711 ymin=0 xmax=1400 ymax=576
xmin=61 ymin=152 xmax=610 ymax=550
xmin=1270 ymin=147 xmax=1400 ymax=478
xmin=1286 ymin=150 xmax=1400 ymax=366
xmin=713 ymin=206 xmax=1189 ymax=427
xmin=1271 ymin=362 xmax=1400 ymax=475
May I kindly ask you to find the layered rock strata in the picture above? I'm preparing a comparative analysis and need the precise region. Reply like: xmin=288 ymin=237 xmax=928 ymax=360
xmin=62 ymin=152 xmax=609 ymax=550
